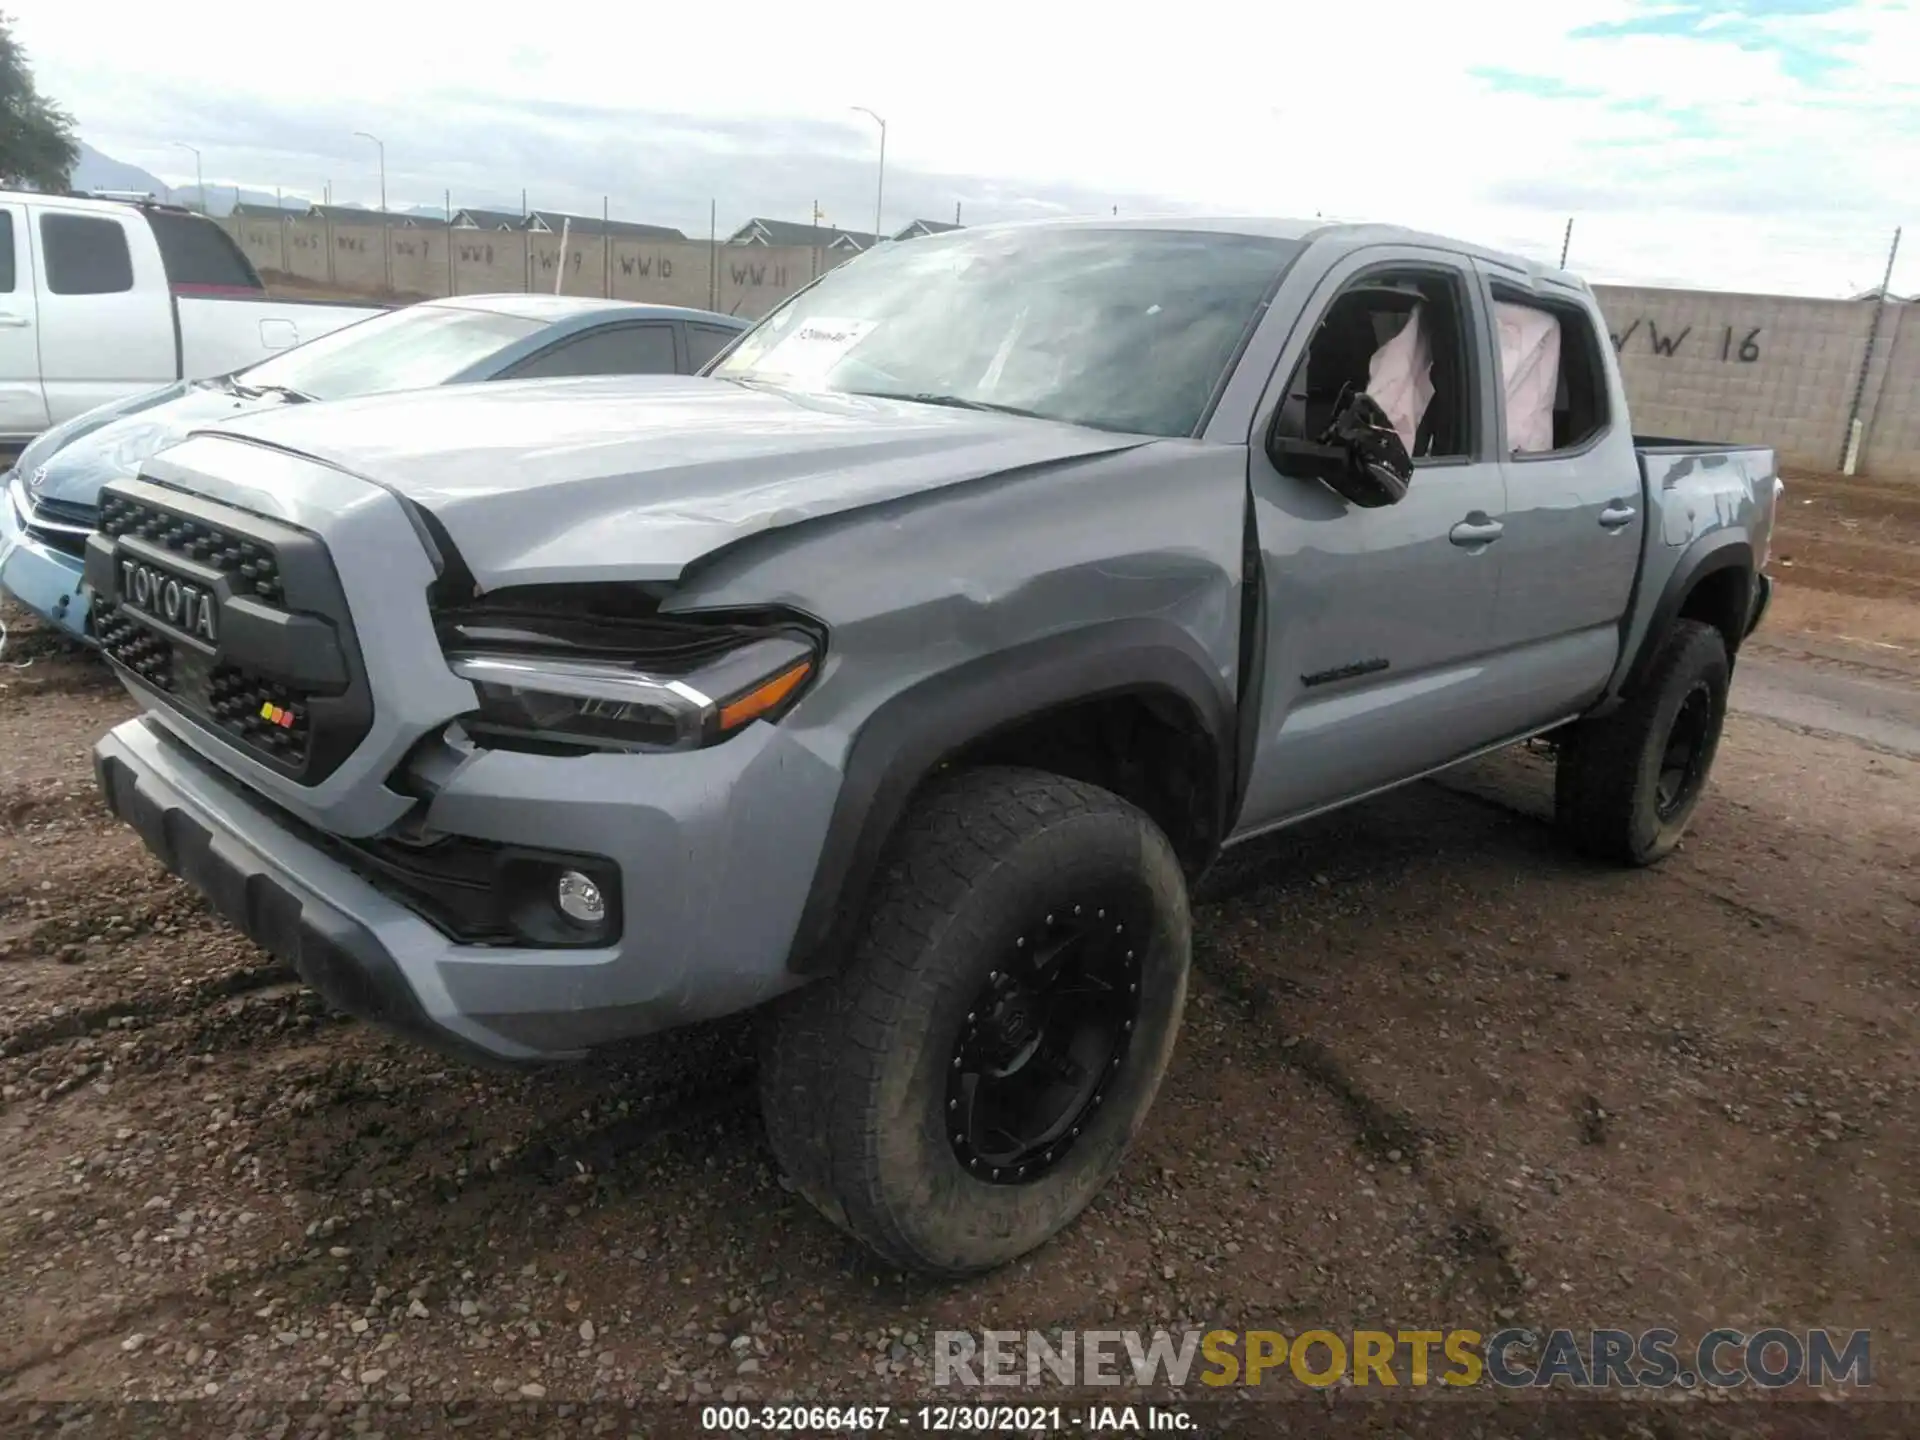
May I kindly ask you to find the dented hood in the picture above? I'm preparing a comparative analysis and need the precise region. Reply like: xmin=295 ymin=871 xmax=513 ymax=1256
xmin=200 ymin=375 xmax=1148 ymax=588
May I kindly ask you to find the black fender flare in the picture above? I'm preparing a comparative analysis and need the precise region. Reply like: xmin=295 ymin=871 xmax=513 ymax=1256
xmin=787 ymin=618 xmax=1237 ymax=974
xmin=1605 ymin=533 xmax=1754 ymax=710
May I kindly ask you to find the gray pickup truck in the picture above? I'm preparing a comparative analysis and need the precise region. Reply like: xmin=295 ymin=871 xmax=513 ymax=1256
xmin=85 ymin=217 xmax=1779 ymax=1277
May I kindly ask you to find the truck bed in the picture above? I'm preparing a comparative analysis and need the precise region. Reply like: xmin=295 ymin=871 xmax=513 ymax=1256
xmin=1632 ymin=435 xmax=1775 ymax=455
xmin=176 ymin=294 xmax=387 ymax=379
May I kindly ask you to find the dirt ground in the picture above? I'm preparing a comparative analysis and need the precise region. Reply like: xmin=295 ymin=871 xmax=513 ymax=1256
xmin=0 ymin=471 xmax=1915 ymax=1432
xmin=257 ymin=272 xmax=438 ymax=305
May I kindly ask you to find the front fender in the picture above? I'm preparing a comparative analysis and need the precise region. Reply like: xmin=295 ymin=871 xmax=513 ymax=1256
xmin=786 ymin=618 xmax=1235 ymax=974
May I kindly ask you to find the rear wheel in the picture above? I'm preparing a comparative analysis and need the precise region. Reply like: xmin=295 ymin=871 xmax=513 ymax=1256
xmin=759 ymin=766 xmax=1190 ymax=1276
xmin=1554 ymin=618 xmax=1731 ymax=865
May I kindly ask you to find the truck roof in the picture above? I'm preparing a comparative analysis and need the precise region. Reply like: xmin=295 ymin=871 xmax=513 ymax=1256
xmin=0 ymin=189 xmax=178 ymax=216
xmin=938 ymin=213 xmax=1592 ymax=298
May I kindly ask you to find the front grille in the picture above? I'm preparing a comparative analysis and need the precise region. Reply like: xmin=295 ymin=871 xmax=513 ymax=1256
xmin=87 ymin=479 xmax=371 ymax=785
xmin=98 ymin=493 xmax=285 ymax=604
xmin=208 ymin=663 xmax=313 ymax=769
xmin=22 ymin=494 xmax=94 ymax=558
xmin=28 ymin=495 xmax=96 ymax=527
xmin=92 ymin=606 xmax=177 ymax=690
xmin=25 ymin=523 xmax=87 ymax=558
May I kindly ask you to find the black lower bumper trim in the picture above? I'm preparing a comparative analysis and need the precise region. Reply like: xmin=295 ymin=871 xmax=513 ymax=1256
xmin=94 ymin=749 xmax=483 ymax=1062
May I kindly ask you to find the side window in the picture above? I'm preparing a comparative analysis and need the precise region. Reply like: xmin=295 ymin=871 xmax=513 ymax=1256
xmin=146 ymin=211 xmax=259 ymax=290
xmin=1491 ymin=293 xmax=1609 ymax=456
xmin=507 ymin=324 xmax=677 ymax=379
xmin=40 ymin=214 xmax=135 ymax=296
xmin=686 ymin=323 xmax=741 ymax=371
xmin=0 ymin=212 xmax=14 ymax=293
xmin=1276 ymin=270 xmax=1475 ymax=460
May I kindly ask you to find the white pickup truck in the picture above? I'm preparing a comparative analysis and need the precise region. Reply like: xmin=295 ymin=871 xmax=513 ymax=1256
xmin=0 ymin=191 xmax=387 ymax=447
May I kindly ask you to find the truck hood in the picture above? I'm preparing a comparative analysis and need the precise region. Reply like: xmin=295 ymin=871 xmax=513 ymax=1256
xmin=22 ymin=379 xmax=297 ymax=512
xmin=199 ymin=376 xmax=1153 ymax=588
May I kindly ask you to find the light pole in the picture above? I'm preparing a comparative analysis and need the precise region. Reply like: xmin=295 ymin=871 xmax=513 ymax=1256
xmin=354 ymin=130 xmax=390 ymax=294
xmin=353 ymin=131 xmax=386 ymax=212
xmin=173 ymin=142 xmax=204 ymax=213
xmin=851 ymin=106 xmax=885 ymax=244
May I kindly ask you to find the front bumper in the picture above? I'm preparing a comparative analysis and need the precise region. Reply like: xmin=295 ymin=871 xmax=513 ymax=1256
xmin=94 ymin=711 xmax=839 ymax=1063
xmin=0 ymin=476 xmax=91 ymax=641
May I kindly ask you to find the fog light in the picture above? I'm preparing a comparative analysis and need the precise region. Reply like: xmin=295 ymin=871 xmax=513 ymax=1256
xmin=555 ymin=870 xmax=606 ymax=927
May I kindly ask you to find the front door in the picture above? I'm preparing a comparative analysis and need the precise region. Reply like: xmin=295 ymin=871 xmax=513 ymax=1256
xmin=1235 ymin=247 xmax=1516 ymax=831
xmin=30 ymin=204 xmax=175 ymax=426
xmin=0 ymin=204 xmax=48 ymax=440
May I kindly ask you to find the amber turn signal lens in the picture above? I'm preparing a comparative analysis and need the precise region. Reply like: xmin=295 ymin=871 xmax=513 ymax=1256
xmin=718 ymin=660 xmax=813 ymax=732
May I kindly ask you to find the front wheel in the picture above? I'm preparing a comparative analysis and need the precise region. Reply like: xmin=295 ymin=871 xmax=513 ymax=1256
xmin=1554 ymin=618 xmax=1731 ymax=865
xmin=759 ymin=766 xmax=1191 ymax=1276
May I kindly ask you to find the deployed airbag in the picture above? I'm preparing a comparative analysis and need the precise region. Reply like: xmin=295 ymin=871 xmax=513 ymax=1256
xmin=1366 ymin=304 xmax=1434 ymax=455
xmin=1495 ymin=302 xmax=1561 ymax=453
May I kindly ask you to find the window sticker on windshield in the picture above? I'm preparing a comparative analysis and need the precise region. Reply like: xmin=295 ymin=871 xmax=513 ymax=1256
xmin=754 ymin=317 xmax=875 ymax=379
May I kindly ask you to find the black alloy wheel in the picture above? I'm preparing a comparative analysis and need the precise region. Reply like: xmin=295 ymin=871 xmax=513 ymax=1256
xmin=945 ymin=900 xmax=1144 ymax=1184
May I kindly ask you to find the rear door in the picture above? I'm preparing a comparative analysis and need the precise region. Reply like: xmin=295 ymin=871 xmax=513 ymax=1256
xmin=31 ymin=205 xmax=177 ymax=423
xmin=1476 ymin=264 xmax=1644 ymax=724
xmin=1235 ymin=245 xmax=1518 ymax=830
xmin=498 ymin=321 xmax=681 ymax=378
xmin=0 ymin=203 xmax=48 ymax=439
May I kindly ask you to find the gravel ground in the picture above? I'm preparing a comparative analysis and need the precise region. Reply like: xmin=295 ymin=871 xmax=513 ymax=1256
xmin=0 ymin=473 xmax=1914 ymax=1435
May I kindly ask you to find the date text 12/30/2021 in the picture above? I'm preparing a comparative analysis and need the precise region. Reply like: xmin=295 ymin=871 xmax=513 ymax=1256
xmin=700 ymin=1405 xmax=1194 ymax=1431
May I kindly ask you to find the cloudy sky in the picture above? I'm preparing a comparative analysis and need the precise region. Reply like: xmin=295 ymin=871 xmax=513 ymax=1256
xmin=12 ymin=0 xmax=1918 ymax=297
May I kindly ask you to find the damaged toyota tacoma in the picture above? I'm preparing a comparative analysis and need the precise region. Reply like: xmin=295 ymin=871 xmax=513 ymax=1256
xmin=86 ymin=218 xmax=1780 ymax=1276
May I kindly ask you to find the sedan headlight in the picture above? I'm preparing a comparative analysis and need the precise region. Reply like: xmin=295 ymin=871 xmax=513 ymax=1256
xmin=442 ymin=610 xmax=818 ymax=755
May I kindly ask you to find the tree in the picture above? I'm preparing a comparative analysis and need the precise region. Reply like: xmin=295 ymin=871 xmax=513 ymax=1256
xmin=0 ymin=12 xmax=78 ymax=192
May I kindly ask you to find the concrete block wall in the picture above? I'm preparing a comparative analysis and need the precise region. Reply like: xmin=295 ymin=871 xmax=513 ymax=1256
xmin=1588 ymin=285 xmax=1886 ymax=475
xmin=225 ymin=218 xmax=1919 ymax=481
xmin=225 ymin=216 xmax=843 ymax=322
xmin=1854 ymin=303 xmax=1917 ymax=482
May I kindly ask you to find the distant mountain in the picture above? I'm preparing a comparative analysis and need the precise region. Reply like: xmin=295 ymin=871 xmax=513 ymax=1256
xmin=69 ymin=142 xmax=170 ymax=200
xmin=69 ymin=142 xmax=311 ymax=216
xmin=218 ymin=187 xmax=313 ymax=216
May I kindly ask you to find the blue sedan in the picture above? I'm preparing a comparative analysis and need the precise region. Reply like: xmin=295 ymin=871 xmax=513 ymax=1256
xmin=0 ymin=295 xmax=750 ymax=642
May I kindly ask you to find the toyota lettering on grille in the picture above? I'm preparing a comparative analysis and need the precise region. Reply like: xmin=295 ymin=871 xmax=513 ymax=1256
xmin=119 ymin=559 xmax=219 ymax=644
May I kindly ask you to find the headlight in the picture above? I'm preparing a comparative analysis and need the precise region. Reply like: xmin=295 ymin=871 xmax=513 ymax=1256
xmin=442 ymin=611 xmax=819 ymax=755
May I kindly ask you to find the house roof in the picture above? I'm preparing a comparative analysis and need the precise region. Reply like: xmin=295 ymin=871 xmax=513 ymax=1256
xmin=524 ymin=209 xmax=686 ymax=241
xmin=301 ymin=204 xmax=439 ymax=227
xmin=726 ymin=217 xmax=883 ymax=250
xmin=306 ymin=204 xmax=383 ymax=223
xmin=893 ymin=219 xmax=961 ymax=240
xmin=452 ymin=207 xmax=527 ymax=231
xmin=231 ymin=201 xmax=303 ymax=220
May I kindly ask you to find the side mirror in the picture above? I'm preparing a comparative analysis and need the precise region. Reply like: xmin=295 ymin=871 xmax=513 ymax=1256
xmin=1266 ymin=389 xmax=1413 ymax=509
xmin=1266 ymin=433 xmax=1357 ymax=491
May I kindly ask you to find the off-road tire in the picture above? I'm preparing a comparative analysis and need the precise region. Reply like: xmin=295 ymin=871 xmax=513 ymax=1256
xmin=1554 ymin=618 xmax=1731 ymax=865
xmin=759 ymin=765 xmax=1191 ymax=1276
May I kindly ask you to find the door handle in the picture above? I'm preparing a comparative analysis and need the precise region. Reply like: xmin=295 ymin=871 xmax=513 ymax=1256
xmin=0 ymin=313 xmax=30 ymax=329
xmin=1599 ymin=503 xmax=1637 ymax=529
xmin=1449 ymin=515 xmax=1504 ymax=547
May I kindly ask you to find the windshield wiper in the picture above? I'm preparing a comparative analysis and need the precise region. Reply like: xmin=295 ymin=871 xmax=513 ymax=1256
xmin=229 ymin=381 xmax=313 ymax=404
xmin=847 ymin=391 xmax=1049 ymax=421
